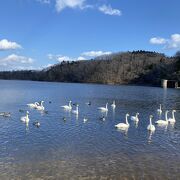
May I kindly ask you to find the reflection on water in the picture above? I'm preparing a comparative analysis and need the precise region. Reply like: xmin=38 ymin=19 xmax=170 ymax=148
xmin=0 ymin=80 xmax=180 ymax=179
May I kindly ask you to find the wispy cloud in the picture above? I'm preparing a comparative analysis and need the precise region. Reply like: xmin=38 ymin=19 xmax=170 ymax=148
xmin=36 ymin=0 xmax=51 ymax=4
xmin=0 ymin=54 xmax=35 ymax=71
xmin=55 ymin=0 xmax=87 ymax=12
xmin=150 ymin=37 xmax=167 ymax=45
xmin=48 ymin=50 xmax=112 ymax=62
xmin=81 ymin=50 xmax=112 ymax=57
xmin=47 ymin=53 xmax=86 ymax=62
xmin=98 ymin=4 xmax=122 ymax=16
xmin=0 ymin=39 xmax=22 ymax=51
xmin=150 ymin=33 xmax=180 ymax=49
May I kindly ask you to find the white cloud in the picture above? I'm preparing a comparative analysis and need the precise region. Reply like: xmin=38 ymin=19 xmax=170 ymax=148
xmin=0 ymin=54 xmax=35 ymax=71
xmin=55 ymin=0 xmax=87 ymax=12
xmin=150 ymin=37 xmax=167 ymax=45
xmin=81 ymin=51 xmax=112 ymax=57
xmin=36 ymin=0 xmax=51 ymax=4
xmin=167 ymin=34 xmax=180 ymax=49
xmin=98 ymin=5 xmax=122 ymax=16
xmin=150 ymin=33 xmax=180 ymax=49
xmin=1 ymin=54 xmax=34 ymax=64
xmin=0 ymin=39 xmax=22 ymax=51
xmin=77 ymin=56 xmax=86 ymax=60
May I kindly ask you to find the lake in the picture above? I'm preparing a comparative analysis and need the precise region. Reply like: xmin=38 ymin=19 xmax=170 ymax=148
xmin=0 ymin=80 xmax=180 ymax=179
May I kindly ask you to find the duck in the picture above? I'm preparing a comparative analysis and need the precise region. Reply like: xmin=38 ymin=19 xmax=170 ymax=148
xmin=62 ymin=117 xmax=66 ymax=121
xmin=111 ymin=101 xmax=116 ymax=109
xmin=147 ymin=115 xmax=155 ymax=132
xmin=168 ymin=110 xmax=176 ymax=123
xmin=27 ymin=102 xmax=39 ymax=108
xmin=19 ymin=109 xmax=25 ymax=113
xmin=131 ymin=112 xmax=139 ymax=122
xmin=72 ymin=104 xmax=79 ymax=115
xmin=36 ymin=101 xmax=45 ymax=111
xmin=33 ymin=121 xmax=40 ymax=127
xmin=155 ymin=110 xmax=169 ymax=125
xmin=98 ymin=103 xmax=108 ymax=112
xmin=85 ymin=101 xmax=91 ymax=106
xmin=99 ymin=116 xmax=105 ymax=121
xmin=157 ymin=104 xmax=162 ymax=114
xmin=61 ymin=101 xmax=72 ymax=111
xmin=21 ymin=111 xmax=29 ymax=123
xmin=115 ymin=114 xmax=130 ymax=129
xmin=0 ymin=112 xmax=11 ymax=117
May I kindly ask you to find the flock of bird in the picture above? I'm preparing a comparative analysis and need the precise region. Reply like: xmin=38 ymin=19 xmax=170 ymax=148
xmin=0 ymin=100 xmax=177 ymax=132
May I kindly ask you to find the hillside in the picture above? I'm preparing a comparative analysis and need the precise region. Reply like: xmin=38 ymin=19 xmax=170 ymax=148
xmin=0 ymin=51 xmax=179 ymax=86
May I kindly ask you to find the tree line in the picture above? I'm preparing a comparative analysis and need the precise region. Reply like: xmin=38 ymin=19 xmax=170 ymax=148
xmin=0 ymin=50 xmax=179 ymax=86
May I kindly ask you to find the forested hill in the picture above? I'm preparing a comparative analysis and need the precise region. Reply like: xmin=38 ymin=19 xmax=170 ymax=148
xmin=0 ymin=51 xmax=179 ymax=86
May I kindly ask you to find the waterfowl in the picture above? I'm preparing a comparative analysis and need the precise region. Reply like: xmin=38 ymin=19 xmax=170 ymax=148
xmin=19 ymin=109 xmax=25 ymax=113
xmin=62 ymin=117 xmax=66 ymax=121
xmin=33 ymin=121 xmax=40 ymax=127
xmin=98 ymin=103 xmax=108 ymax=112
xmin=111 ymin=101 xmax=116 ymax=109
xmin=72 ymin=104 xmax=79 ymax=115
xmin=85 ymin=101 xmax=91 ymax=106
xmin=168 ymin=110 xmax=176 ymax=123
xmin=21 ymin=111 xmax=29 ymax=123
xmin=83 ymin=117 xmax=88 ymax=123
xmin=61 ymin=101 xmax=72 ymax=111
xmin=27 ymin=102 xmax=39 ymax=108
xmin=147 ymin=115 xmax=155 ymax=132
xmin=99 ymin=116 xmax=105 ymax=121
xmin=0 ymin=112 xmax=11 ymax=117
xmin=155 ymin=110 xmax=169 ymax=125
xmin=157 ymin=104 xmax=162 ymax=114
xmin=36 ymin=101 xmax=45 ymax=111
xmin=131 ymin=113 xmax=139 ymax=122
xmin=115 ymin=114 xmax=130 ymax=129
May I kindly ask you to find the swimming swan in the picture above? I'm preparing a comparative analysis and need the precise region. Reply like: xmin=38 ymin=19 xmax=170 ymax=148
xmin=21 ymin=111 xmax=29 ymax=123
xmin=155 ymin=110 xmax=169 ymax=125
xmin=72 ymin=104 xmax=79 ymax=115
xmin=27 ymin=102 xmax=39 ymax=108
xmin=98 ymin=103 xmax=108 ymax=112
xmin=147 ymin=115 xmax=155 ymax=132
xmin=61 ymin=101 xmax=72 ymax=110
xmin=157 ymin=104 xmax=162 ymax=114
xmin=111 ymin=101 xmax=116 ymax=109
xmin=131 ymin=112 xmax=139 ymax=122
xmin=36 ymin=101 xmax=45 ymax=111
xmin=115 ymin=114 xmax=130 ymax=129
xmin=168 ymin=110 xmax=176 ymax=123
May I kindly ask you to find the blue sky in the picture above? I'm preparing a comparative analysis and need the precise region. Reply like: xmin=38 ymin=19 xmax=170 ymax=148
xmin=0 ymin=0 xmax=180 ymax=70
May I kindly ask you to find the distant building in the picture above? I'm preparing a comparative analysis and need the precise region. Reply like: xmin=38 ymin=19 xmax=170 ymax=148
xmin=161 ymin=79 xmax=180 ymax=88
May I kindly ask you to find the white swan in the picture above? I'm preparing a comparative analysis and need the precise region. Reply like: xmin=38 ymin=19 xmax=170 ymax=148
xmin=36 ymin=101 xmax=45 ymax=111
xmin=21 ymin=111 xmax=29 ymax=123
xmin=27 ymin=102 xmax=39 ymax=108
xmin=131 ymin=112 xmax=139 ymax=122
xmin=98 ymin=103 xmax=108 ymax=112
xmin=147 ymin=115 xmax=155 ymax=131
xmin=115 ymin=114 xmax=130 ymax=129
xmin=61 ymin=101 xmax=72 ymax=111
xmin=72 ymin=104 xmax=79 ymax=115
xmin=168 ymin=110 xmax=176 ymax=123
xmin=155 ymin=110 xmax=169 ymax=125
xmin=157 ymin=104 xmax=162 ymax=114
xmin=111 ymin=101 xmax=116 ymax=109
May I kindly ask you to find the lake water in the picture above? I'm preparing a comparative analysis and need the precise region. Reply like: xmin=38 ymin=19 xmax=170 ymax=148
xmin=0 ymin=80 xmax=180 ymax=179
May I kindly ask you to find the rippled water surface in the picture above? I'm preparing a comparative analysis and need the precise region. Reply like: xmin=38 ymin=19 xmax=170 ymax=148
xmin=0 ymin=80 xmax=180 ymax=179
